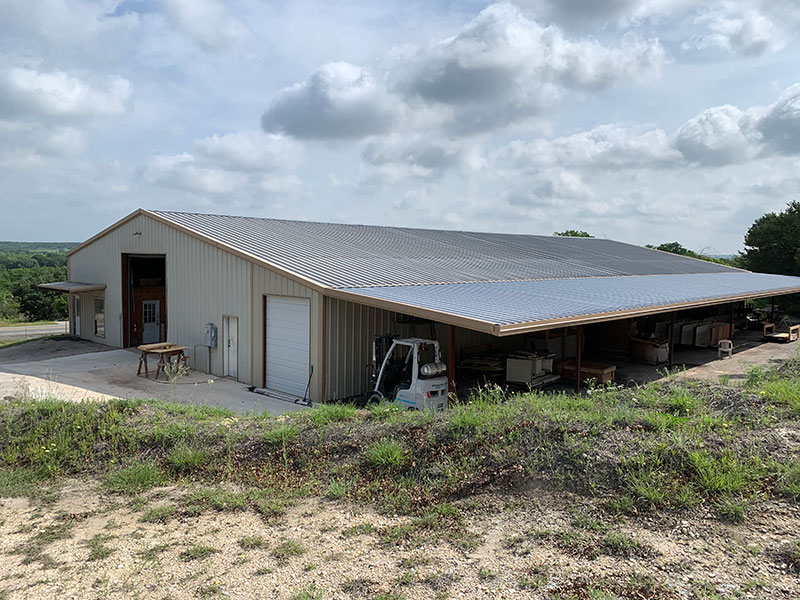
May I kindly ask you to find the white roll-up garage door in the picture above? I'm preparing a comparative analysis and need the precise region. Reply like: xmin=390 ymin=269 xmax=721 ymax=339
xmin=266 ymin=296 xmax=311 ymax=397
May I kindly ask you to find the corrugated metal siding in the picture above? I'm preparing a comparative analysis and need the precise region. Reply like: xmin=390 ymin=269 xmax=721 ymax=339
xmin=150 ymin=210 xmax=738 ymax=288
xmin=323 ymin=297 xmax=521 ymax=401
xmin=69 ymin=214 xmax=252 ymax=381
xmin=339 ymin=272 xmax=800 ymax=327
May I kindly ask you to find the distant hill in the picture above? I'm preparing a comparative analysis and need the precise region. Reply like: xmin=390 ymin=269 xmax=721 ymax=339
xmin=0 ymin=242 xmax=77 ymax=253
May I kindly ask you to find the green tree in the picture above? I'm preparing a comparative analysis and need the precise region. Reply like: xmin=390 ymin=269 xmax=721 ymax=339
xmin=553 ymin=230 xmax=593 ymax=237
xmin=741 ymin=201 xmax=800 ymax=314
xmin=647 ymin=242 xmax=695 ymax=257
xmin=741 ymin=201 xmax=800 ymax=276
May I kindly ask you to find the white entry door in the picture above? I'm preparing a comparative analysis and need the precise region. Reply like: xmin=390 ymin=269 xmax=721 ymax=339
xmin=142 ymin=300 xmax=160 ymax=344
xmin=266 ymin=297 xmax=310 ymax=397
xmin=223 ymin=315 xmax=239 ymax=379
xmin=73 ymin=295 xmax=81 ymax=337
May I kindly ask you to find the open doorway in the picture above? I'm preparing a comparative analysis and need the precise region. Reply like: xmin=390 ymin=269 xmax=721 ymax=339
xmin=122 ymin=254 xmax=166 ymax=347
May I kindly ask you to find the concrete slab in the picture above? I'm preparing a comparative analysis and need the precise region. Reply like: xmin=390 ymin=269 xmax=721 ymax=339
xmin=0 ymin=343 xmax=304 ymax=416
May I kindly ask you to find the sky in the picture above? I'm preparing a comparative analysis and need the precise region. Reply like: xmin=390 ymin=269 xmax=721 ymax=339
xmin=1 ymin=1 xmax=799 ymax=253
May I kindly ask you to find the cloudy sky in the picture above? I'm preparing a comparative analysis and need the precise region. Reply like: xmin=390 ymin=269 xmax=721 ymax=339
xmin=1 ymin=0 xmax=799 ymax=252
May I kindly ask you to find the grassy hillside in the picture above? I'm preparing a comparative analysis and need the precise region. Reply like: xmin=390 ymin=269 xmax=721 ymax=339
xmin=2 ymin=357 xmax=799 ymax=522
xmin=1 ymin=358 xmax=799 ymax=598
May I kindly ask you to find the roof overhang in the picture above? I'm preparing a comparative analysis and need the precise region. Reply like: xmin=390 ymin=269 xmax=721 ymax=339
xmin=38 ymin=281 xmax=107 ymax=293
xmin=328 ymin=273 xmax=800 ymax=337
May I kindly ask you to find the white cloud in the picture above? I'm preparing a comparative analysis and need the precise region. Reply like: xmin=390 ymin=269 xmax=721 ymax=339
xmin=503 ymin=124 xmax=679 ymax=169
xmin=261 ymin=62 xmax=402 ymax=139
xmin=161 ymin=0 xmax=249 ymax=52
xmin=361 ymin=135 xmax=483 ymax=181
xmin=262 ymin=4 xmax=663 ymax=140
xmin=0 ymin=67 xmax=132 ymax=118
xmin=193 ymin=131 xmax=301 ymax=172
xmin=392 ymin=3 xmax=663 ymax=133
xmin=144 ymin=152 xmax=248 ymax=195
xmin=758 ymin=84 xmax=800 ymax=155
xmin=675 ymin=104 xmax=761 ymax=165
xmin=0 ymin=0 xmax=139 ymax=46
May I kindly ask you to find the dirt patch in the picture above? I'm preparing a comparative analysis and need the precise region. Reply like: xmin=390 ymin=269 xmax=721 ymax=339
xmin=0 ymin=337 xmax=111 ymax=365
xmin=1 ymin=480 xmax=799 ymax=599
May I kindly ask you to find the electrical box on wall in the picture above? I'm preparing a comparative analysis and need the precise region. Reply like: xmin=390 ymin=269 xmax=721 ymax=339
xmin=204 ymin=323 xmax=218 ymax=347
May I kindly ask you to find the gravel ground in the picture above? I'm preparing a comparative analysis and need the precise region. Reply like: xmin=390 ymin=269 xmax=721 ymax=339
xmin=1 ymin=480 xmax=799 ymax=599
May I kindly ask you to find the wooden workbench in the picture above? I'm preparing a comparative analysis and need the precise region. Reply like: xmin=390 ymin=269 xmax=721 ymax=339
xmin=137 ymin=343 xmax=188 ymax=380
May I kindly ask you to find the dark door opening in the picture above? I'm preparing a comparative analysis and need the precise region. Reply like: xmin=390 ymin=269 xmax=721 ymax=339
xmin=122 ymin=254 xmax=166 ymax=347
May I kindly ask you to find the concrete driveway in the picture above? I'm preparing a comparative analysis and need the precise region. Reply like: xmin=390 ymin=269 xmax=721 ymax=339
xmin=0 ymin=321 xmax=68 ymax=341
xmin=0 ymin=340 xmax=304 ymax=416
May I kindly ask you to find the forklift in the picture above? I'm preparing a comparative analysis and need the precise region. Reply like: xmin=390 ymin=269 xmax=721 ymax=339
xmin=365 ymin=335 xmax=449 ymax=411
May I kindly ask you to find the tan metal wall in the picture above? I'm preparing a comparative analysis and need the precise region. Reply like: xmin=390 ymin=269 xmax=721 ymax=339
xmin=68 ymin=212 xmax=326 ymax=399
xmin=69 ymin=213 xmax=252 ymax=382
xmin=324 ymin=297 xmax=518 ymax=401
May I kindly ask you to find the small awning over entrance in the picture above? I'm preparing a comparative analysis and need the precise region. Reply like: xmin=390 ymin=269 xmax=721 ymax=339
xmin=38 ymin=281 xmax=107 ymax=293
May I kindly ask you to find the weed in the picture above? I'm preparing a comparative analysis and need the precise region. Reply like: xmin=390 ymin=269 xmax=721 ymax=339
xmin=85 ymin=534 xmax=115 ymax=561
xmin=166 ymin=444 xmax=209 ymax=473
xmin=140 ymin=504 xmax=176 ymax=523
xmin=105 ymin=462 xmax=165 ymax=494
xmin=342 ymin=523 xmax=374 ymax=537
xmin=238 ymin=536 xmax=267 ymax=550
xmin=180 ymin=544 xmax=219 ymax=561
xmin=477 ymin=567 xmax=495 ymax=580
xmin=715 ymin=497 xmax=748 ymax=522
xmin=340 ymin=577 xmax=376 ymax=594
xmin=778 ymin=540 xmax=800 ymax=573
xmin=761 ymin=379 xmax=800 ymax=411
xmin=289 ymin=584 xmax=322 ymax=600
xmin=272 ymin=539 xmax=305 ymax=561
xmin=263 ymin=423 xmax=299 ymax=447
xmin=325 ymin=477 xmax=351 ymax=500
xmin=779 ymin=462 xmax=800 ymax=500
xmin=602 ymin=531 xmax=641 ymax=556
xmin=307 ymin=403 xmax=358 ymax=425
xmin=364 ymin=438 xmax=407 ymax=470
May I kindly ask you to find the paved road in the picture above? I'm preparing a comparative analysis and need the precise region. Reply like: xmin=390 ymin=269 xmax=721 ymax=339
xmin=0 ymin=321 xmax=69 ymax=341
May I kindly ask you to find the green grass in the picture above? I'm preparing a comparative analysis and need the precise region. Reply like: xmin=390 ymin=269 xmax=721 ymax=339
xmin=364 ymin=438 xmax=407 ymax=470
xmin=305 ymin=402 xmax=359 ymax=425
xmin=760 ymin=379 xmax=800 ymax=411
xmin=105 ymin=462 xmax=165 ymax=494
xmin=180 ymin=544 xmax=219 ymax=561
xmin=166 ymin=444 xmax=209 ymax=473
xmin=140 ymin=504 xmax=176 ymax=523
xmin=289 ymin=585 xmax=322 ymax=600
xmin=272 ymin=538 xmax=305 ymax=561
xmin=263 ymin=423 xmax=300 ymax=447
xmin=85 ymin=534 xmax=115 ymax=561
xmin=238 ymin=536 xmax=267 ymax=550
xmin=0 ymin=366 xmax=799 ymax=529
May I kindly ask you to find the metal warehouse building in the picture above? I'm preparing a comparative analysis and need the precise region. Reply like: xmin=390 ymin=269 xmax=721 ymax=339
xmin=42 ymin=209 xmax=800 ymax=403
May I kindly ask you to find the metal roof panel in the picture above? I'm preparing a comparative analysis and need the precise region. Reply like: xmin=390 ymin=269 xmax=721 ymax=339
xmin=150 ymin=210 xmax=739 ymax=288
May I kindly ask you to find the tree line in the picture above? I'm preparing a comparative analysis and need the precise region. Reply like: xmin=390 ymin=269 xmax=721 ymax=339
xmin=0 ymin=245 xmax=73 ymax=323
